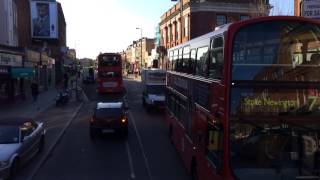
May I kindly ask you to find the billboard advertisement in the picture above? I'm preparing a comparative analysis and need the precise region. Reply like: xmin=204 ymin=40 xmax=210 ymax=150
xmin=303 ymin=0 xmax=320 ymax=19
xmin=30 ymin=1 xmax=58 ymax=39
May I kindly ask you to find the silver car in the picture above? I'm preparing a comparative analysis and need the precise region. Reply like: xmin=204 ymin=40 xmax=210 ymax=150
xmin=0 ymin=117 xmax=45 ymax=179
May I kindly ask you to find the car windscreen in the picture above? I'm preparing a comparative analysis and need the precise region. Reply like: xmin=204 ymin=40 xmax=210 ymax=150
xmin=146 ymin=85 xmax=165 ymax=95
xmin=95 ymin=108 xmax=122 ymax=119
xmin=0 ymin=125 xmax=20 ymax=144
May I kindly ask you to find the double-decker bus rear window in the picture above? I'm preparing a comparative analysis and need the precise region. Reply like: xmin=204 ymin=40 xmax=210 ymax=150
xmin=232 ymin=21 xmax=320 ymax=82
xmin=230 ymin=21 xmax=320 ymax=180
xmin=98 ymin=71 xmax=120 ymax=78
xmin=99 ymin=56 xmax=120 ymax=66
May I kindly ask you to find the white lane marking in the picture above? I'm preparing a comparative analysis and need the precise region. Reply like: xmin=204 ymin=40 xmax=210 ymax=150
xmin=126 ymin=141 xmax=136 ymax=179
xmin=128 ymin=111 xmax=153 ymax=180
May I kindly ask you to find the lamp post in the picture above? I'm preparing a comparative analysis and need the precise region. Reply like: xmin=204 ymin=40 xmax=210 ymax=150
xmin=136 ymin=27 xmax=143 ymax=70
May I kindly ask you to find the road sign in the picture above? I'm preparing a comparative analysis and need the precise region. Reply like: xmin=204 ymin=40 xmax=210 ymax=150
xmin=303 ymin=0 xmax=320 ymax=19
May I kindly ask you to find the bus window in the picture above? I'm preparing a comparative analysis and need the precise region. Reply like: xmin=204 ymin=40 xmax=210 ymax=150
xmin=207 ymin=122 xmax=223 ymax=171
xmin=178 ymin=48 xmax=183 ymax=72
xmin=182 ymin=46 xmax=190 ymax=73
xmin=173 ymin=49 xmax=179 ymax=71
xmin=209 ymin=37 xmax=224 ymax=79
xmin=190 ymin=49 xmax=197 ymax=74
xmin=196 ymin=46 xmax=209 ymax=77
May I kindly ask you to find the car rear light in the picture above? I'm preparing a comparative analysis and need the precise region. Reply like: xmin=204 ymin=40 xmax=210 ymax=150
xmin=90 ymin=117 xmax=95 ymax=123
xmin=121 ymin=116 xmax=127 ymax=123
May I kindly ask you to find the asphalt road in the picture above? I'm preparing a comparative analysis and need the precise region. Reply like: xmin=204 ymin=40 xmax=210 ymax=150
xmin=32 ymin=78 xmax=191 ymax=180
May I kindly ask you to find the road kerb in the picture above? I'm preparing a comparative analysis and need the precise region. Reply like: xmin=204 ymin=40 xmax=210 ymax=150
xmin=26 ymin=102 xmax=84 ymax=180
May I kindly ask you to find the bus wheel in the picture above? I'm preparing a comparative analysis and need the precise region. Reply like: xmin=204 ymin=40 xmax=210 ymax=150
xmin=191 ymin=160 xmax=198 ymax=180
xmin=142 ymin=98 xmax=146 ymax=106
xmin=169 ymin=125 xmax=173 ymax=144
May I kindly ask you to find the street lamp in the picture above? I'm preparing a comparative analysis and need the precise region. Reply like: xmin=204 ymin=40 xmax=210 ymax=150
xmin=136 ymin=27 xmax=143 ymax=70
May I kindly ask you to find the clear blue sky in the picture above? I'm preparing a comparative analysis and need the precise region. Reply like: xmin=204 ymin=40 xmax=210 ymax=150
xmin=270 ymin=0 xmax=294 ymax=15
xmin=58 ymin=0 xmax=294 ymax=59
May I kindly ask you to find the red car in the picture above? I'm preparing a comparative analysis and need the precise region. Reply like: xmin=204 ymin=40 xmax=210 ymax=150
xmin=90 ymin=102 xmax=128 ymax=138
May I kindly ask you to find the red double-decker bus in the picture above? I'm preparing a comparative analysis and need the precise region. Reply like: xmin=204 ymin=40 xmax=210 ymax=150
xmin=165 ymin=16 xmax=320 ymax=180
xmin=97 ymin=53 xmax=124 ymax=93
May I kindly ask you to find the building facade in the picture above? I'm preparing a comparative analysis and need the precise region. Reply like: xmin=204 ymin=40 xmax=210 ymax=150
xmin=125 ymin=38 xmax=155 ymax=71
xmin=160 ymin=0 xmax=271 ymax=50
xmin=0 ymin=0 xmax=18 ymax=47
xmin=295 ymin=0 xmax=320 ymax=19
xmin=16 ymin=0 xmax=67 ymax=87
xmin=295 ymin=0 xmax=302 ymax=16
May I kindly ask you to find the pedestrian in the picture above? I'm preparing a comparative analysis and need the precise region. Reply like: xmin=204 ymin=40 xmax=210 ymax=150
xmin=64 ymin=73 xmax=69 ymax=90
xmin=31 ymin=81 xmax=39 ymax=102
xmin=134 ymin=68 xmax=138 ymax=78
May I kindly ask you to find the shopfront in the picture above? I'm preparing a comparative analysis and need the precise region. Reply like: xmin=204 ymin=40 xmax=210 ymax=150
xmin=0 ymin=66 xmax=10 ymax=102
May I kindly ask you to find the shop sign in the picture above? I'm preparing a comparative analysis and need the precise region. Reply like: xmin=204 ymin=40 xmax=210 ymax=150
xmin=304 ymin=0 xmax=320 ymax=19
xmin=26 ymin=50 xmax=40 ymax=62
xmin=0 ymin=66 xmax=9 ymax=74
xmin=24 ymin=61 xmax=36 ymax=68
xmin=11 ymin=67 xmax=35 ymax=78
xmin=0 ymin=53 xmax=22 ymax=66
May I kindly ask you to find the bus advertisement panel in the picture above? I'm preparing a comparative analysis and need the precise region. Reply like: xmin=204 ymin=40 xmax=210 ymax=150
xmin=165 ymin=16 xmax=320 ymax=180
xmin=97 ymin=53 xmax=124 ymax=93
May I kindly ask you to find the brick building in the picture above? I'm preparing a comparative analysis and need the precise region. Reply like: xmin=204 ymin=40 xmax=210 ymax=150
xmin=125 ymin=38 xmax=155 ymax=71
xmin=294 ymin=0 xmax=320 ymax=18
xmin=160 ymin=0 xmax=271 ymax=50
xmin=16 ymin=0 xmax=66 ymax=85
xmin=0 ymin=0 xmax=18 ymax=47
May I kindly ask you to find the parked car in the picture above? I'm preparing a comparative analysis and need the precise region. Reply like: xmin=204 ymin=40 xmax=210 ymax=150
xmin=0 ymin=117 xmax=45 ymax=179
xmin=90 ymin=102 xmax=129 ymax=138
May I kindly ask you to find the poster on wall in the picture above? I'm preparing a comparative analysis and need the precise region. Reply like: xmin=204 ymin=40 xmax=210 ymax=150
xmin=30 ymin=1 xmax=58 ymax=39
xmin=303 ymin=0 xmax=320 ymax=19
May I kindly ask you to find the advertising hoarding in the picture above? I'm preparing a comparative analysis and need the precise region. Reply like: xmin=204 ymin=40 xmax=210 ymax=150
xmin=30 ymin=1 xmax=58 ymax=39
xmin=303 ymin=0 xmax=320 ymax=19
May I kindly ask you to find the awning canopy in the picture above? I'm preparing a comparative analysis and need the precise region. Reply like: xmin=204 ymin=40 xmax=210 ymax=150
xmin=11 ymin=67 xmax=35 ymax=78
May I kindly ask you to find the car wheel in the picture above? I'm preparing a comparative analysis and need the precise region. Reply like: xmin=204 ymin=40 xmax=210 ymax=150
xmin=146 ymin=105 xmax=151 ymax=113
xmin=191 ymin=161 xmax=198 ymax=180
xmin=142 ymin=98 xmax=146 ymax=107
xmin=39 ymin=135 xmax=45 ymax=153
xmin=10 ymin=158 xmax=19 ymax=178
xmin=122 ymin=128 xmax=128 ymax=138
xmin=90 ymin=128 xmax=98 ymax=139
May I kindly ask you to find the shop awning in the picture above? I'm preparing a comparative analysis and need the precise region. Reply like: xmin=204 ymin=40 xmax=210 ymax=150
xmin=11 ymin=67 xmax=35 ymax=78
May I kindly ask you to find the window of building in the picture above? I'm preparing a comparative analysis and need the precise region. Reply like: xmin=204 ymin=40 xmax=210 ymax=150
xmin=240 ymin=15 xmax=250 ymax=21
xmin=177 ymin=19 xmax=181 ymax=41
xmin=216 ymin=15 xmax=227 ymax=26
xmin=170 ymin=25 xmax=173 ymax=43
xmin=196 ymin=46 xmax=209 ymax=77
xmin=209 ymin=36 xmax=224 ymax=79
xmin=184 ymin=16 xmax=189 ymax=37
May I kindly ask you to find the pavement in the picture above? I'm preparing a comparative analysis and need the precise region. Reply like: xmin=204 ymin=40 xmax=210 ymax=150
xmin=125 ymin=74 xmax=141 ymax=81
xmin=0 ymin=75 xmax=85 ymax=119
xmin=0 ymin=87 xmax=58 ymax=119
